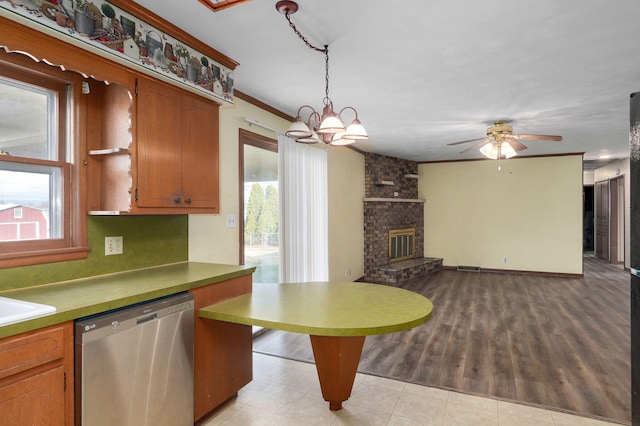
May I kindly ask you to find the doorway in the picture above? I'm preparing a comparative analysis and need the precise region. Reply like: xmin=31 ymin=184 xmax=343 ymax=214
xmin=595 ymin=177 xmax=625 ymax=263
xmin=239 ymin=129 xmax=279 ymax=283
xmin=583 ymin=185 xmax=594 ymax=252
xmin=610 ymin=175 xmax=625 ymax=264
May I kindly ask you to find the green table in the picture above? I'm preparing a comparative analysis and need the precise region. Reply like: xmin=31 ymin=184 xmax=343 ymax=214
xmin=199 ymin=281 xmax=433 ymax=410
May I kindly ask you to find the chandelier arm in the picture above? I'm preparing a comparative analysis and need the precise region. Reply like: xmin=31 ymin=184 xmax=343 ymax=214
xmin=338 ymin=106 xmax=359 ymax=120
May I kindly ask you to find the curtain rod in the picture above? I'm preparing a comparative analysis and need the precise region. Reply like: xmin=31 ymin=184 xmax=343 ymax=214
xmin=244 ymin=118 xmax=284 ymax=135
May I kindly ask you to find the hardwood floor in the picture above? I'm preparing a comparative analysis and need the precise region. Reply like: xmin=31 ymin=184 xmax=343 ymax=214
xmin=253 ymin=255 xmax=631 ymax=424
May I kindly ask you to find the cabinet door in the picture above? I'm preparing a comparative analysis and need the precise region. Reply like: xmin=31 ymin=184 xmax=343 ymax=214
xmin=190 ymin=275 xmax=252 ymax=421
xmin=0 ymin=323 xmax=73 ymax=426
xmin=136 ymin=77 xmax=183 ymax=208
xmin=181 ymin=92 xmax=219 ymax=210
xmin=0 ymin=366 xmax=65 ymax=426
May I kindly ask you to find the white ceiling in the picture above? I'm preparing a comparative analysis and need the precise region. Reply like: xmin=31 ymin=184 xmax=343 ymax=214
xmin=135 ymin=0 xmax=640 ymax=167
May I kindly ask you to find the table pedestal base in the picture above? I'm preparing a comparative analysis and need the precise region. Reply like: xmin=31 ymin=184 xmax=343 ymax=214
xmin=309 ymin=335 xmax=366 ymax=411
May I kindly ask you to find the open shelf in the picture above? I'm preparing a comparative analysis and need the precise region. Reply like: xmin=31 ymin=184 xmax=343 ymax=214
xmin=88 ymin=147 xmax=131 ymax=156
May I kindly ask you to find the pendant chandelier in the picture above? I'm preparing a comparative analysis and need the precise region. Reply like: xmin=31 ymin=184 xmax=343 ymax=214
xmin=276 ymin=1 xmax=368 ymax=145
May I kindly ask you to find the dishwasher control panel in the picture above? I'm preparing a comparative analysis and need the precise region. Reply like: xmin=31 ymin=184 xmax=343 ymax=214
xmin=75 ymin=292 xmax=194 ymax=338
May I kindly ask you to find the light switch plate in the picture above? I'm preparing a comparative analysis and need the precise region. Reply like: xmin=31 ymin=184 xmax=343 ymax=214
xmin=226 ymin=214 xmax=237 ymax=228
xmin=105 ymin=236 xmax=123 ymax=255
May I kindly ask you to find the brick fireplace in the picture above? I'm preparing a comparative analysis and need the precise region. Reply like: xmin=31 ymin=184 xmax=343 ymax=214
xmin=363 ymin=153 xmax=441 ymax=283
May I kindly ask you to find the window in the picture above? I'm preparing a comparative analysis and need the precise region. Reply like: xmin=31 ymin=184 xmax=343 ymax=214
xmin=0 ymin=53 xmax=87 ymax=267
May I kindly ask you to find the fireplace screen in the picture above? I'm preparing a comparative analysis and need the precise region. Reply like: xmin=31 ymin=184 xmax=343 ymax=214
xmin=389 ymin=228 xmax=415 ymax=262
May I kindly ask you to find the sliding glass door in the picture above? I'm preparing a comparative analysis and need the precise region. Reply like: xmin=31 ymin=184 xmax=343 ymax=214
xmin=239 ymin=129 xmax=279 ymax=285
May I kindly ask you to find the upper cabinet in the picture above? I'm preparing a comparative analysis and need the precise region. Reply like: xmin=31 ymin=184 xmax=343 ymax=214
xmin=2 ymin=1 xmax=233 ymax=216
xmin=136 ymin=76 xmax=220 ymax=213
xmin=86 ymin=76 xmax=220 ymax=215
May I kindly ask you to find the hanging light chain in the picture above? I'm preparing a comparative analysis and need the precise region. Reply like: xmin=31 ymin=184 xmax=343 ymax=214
xmin=283 ymin=11 xmax=327 ymax=53
xmin=283 ymin=10 xmax=331 ymax=103
xmin=324 ymin=48 xmax=330 ymax=103
xmin=278 ymin=1 xmax=368 ymax=145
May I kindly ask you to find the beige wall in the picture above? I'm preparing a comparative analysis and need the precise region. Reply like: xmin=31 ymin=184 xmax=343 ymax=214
xmin=188 ymin=98 xmax=290 ymax=265
xmin=419 ymin=155 xmax=584 ymax=274
xmin=327 ymin=146 xmax=365 ymax=281
xmin=189 ymin=98 xmax=366 ymax=281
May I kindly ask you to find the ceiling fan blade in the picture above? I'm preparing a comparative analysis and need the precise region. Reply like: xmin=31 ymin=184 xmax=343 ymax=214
xmin=513 ymin=134 xmax=562 ymax=141
xmin=509 ymin=139 xmax=527 ymax=151
xmin=506 ymin=139 xmax=528 ymax=151
xmin=459 ymin=138 xmax=491 ymax=154
xmin=447 ymin=137 xmax=487 ymax=146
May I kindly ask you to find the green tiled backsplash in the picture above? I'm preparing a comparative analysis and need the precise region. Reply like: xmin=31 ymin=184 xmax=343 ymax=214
xmin=0 ymin=215 xmax=188 ymax=290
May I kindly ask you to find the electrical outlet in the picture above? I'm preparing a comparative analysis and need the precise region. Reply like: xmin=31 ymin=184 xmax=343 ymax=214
xmin=105 ymin=236 xmax=123 ymax=255
xmin=345 ymin=268 xmax=351 ymax=277
xmin=226 ymin=214 xmax=237 ymax=228
xmin=503 ymin=257 xmax=508 ymax=263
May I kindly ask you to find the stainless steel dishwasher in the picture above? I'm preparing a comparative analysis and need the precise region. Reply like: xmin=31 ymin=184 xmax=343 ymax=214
xmin=75 ymin=292 xmax=194 ymax=426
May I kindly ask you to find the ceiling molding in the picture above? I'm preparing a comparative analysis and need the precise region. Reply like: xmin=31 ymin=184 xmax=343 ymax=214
xmin=235 ymin=90 xmax=294 ymax=122
xmin=418 ymin=152 xmax=586 ymax=165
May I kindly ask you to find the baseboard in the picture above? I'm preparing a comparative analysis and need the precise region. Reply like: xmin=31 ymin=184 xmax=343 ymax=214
xmin=441 ymin=265 xmax=583 ymax=278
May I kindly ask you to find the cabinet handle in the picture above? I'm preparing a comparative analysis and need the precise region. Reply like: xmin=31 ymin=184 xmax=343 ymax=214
xmin=174 ymin=197 xmax=181 ymax=204
xmin=185 ymin=198 xmax=192 ymax=204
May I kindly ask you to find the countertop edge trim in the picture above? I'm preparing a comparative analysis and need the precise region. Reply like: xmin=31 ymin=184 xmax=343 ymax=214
xmin=0 ymin=263 xmax=255 ymax=340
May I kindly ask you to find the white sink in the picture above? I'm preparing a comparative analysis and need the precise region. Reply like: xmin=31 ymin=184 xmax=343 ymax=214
xmin=0 ymin=296 xmax=56 ymax=326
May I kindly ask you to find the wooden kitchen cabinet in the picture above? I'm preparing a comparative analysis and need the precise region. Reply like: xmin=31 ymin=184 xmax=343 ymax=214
xmin=0 ymin=322 xmax=74 ymax=426
xmin=86 ymin=74 xmax=220 ymax=215
xmin=136 ymin=76 xmax=220 ymax=213
xmin=189 ymin=275 xmax=252 ymax=421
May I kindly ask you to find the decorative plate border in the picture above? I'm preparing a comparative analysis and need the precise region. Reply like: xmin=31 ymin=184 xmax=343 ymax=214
xmin=0 ymin=0 xmax=234 ymax=103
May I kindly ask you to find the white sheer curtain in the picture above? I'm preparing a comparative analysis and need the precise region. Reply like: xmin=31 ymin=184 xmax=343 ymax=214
xmin=278 ymin=134 xmax=328 ymax=282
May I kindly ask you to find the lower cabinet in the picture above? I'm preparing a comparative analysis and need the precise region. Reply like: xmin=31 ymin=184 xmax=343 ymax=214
xmin=190 ymin=275 xmax=253 ymax=421
xmin=0 ymin=322 xmax=74 ymax=426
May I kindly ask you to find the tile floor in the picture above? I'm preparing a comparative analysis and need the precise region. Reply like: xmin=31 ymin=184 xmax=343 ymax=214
xmin=201 ymin=353 xmax=622 ymax=426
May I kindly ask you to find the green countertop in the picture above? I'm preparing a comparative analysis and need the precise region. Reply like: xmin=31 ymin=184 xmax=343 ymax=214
xmin=0 ymin=262 xmax=255 ymax=339
xmin=199 ymin=282 xmax=433 ymax=336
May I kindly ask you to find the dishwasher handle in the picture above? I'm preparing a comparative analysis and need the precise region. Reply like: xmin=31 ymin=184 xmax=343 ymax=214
xmin=137 ymin=313 xmax=157 ymax=325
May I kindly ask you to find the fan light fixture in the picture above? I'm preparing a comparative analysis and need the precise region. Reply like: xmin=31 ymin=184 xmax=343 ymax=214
xmin=480 ymin=140 xmax=518 ymax=160
xmin=447 ymin=120 xmax=562 ymax=170
xmin=276 ymin=1 xmax=368 ymax=145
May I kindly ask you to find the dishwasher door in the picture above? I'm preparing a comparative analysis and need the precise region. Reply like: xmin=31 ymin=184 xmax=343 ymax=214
xmin=75 ymin=292 xmax=194 ymax=426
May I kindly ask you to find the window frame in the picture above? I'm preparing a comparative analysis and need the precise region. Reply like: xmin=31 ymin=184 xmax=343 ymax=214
xmin=0 ymin=52 xmax=88 ymax=268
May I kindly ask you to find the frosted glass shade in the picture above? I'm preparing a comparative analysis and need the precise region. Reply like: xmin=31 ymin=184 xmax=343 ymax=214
xmin=501 ymin=142 xmax=517 ymax=158
xmin=285 ymin=119 xmax=313 ymax=138
xmin=330 ymin=131 xmax=355 ymax=146
xmin=296 ymin=130 xmax=322 ymax=144
xmin=343 ymin=119 xmax=368 ymax=140
xmin=317 ymin=114 xmax=345 ymax=134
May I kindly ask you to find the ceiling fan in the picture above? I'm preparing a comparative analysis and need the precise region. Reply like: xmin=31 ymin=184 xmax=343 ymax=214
xmin=447 ymin=120 xmax=563 ymax=160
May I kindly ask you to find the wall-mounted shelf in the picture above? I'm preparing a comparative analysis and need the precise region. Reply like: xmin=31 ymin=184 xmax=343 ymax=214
xmin=89 ymin=147 xmax=130 ymax=156
xmin=88 ymin=210 xmax=131 ymax=215
xmin=363 ymin=198 xmax=425 ymax=203
xmin=375 ymin=180 xmax=394 ymax=186
xmin=404 ymin=174 xmax=419 ymax=179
